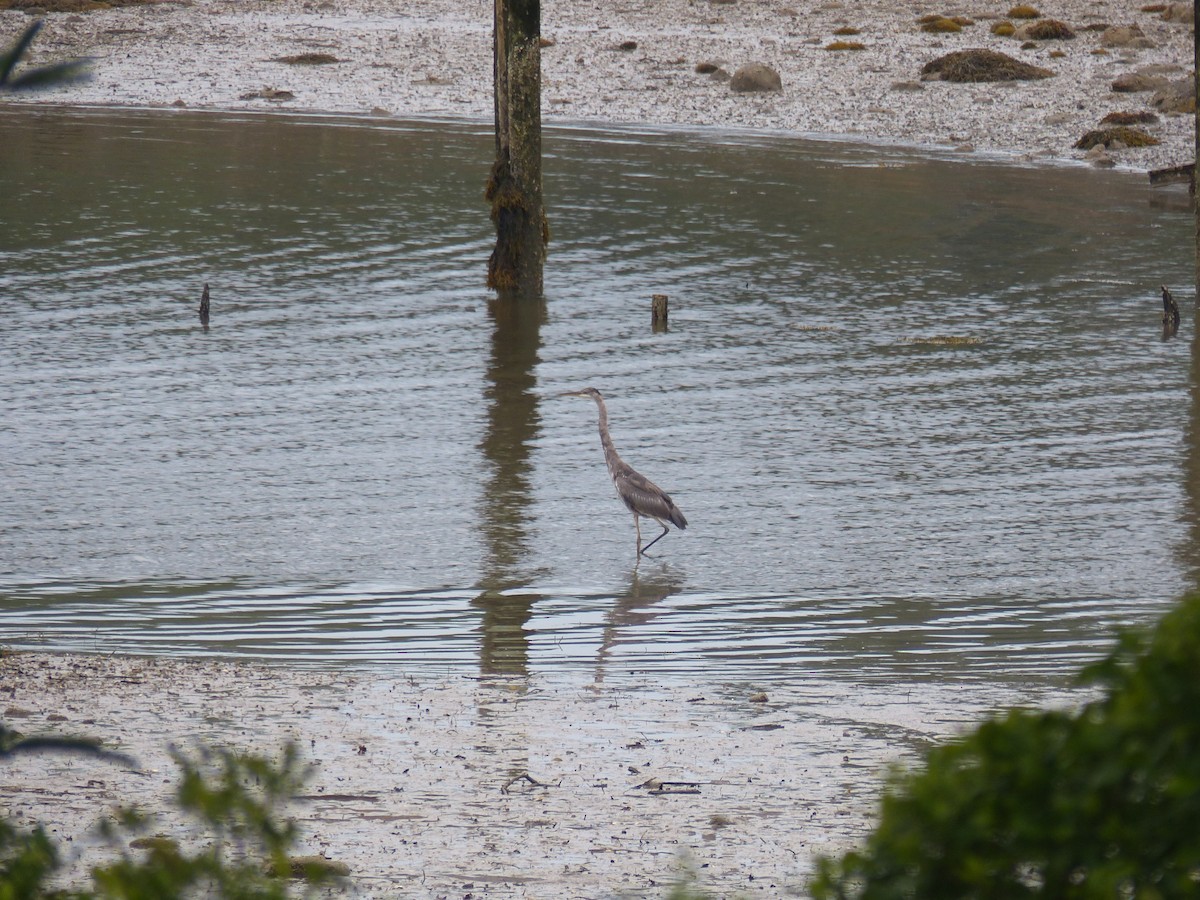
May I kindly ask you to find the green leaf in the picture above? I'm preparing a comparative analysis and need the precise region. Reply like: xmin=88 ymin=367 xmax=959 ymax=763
xmin=0 ymin=19 xmax=43 ymax=87
xmin=7 ymin=58 xmax=91 ymax=91
xmin=0 ymin=18 xmax=90 ymax=92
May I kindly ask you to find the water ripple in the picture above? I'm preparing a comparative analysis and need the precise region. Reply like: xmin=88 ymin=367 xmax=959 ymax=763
xmin=0 ymin=109 xmax=1193 ymax=684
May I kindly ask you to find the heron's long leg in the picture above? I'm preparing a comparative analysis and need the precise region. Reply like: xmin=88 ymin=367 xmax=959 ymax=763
xmin=634 ymin=513 xmax=642 ymax=556
xmin=639 ymin=518 xmax=671 ymax=556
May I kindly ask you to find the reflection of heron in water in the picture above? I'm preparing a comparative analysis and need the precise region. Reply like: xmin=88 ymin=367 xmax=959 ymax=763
xmin=560 ymin=387 xmax=687 ymax=557
xmin=595 ymin=566 xmax=686 ymax=684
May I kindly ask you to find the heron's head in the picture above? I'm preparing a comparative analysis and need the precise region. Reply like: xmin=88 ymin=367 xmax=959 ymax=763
xmin=558 ymin=387 xmax=603 ymax=401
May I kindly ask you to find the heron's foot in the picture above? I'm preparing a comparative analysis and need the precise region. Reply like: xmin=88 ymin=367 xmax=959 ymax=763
xmin=639 ymin=526 xmax=670 ymax=556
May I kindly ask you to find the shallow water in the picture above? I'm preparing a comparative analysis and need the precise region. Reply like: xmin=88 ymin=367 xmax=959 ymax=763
xmin=2 ymin=107 xmax=1196 ymax=683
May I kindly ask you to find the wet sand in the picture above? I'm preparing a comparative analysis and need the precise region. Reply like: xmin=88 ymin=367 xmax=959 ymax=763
xmin=2 ymin=652 xmax=1080 ymax=898
xmin=1 ymin=0 xmax=1194 ymax=171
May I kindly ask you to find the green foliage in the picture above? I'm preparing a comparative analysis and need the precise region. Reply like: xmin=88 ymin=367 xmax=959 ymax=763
xmin=811 ymin=592 xmax=1200 ymax=899
xmin=0 ymin=19 xmax=90 ymax=91
xmin=89 ymin=744 xmax=316 ymax=900
xmin=0 ymin=738 xmax=332 ymax=899
xmin=0 ymin=818 xmax=60 ymax=900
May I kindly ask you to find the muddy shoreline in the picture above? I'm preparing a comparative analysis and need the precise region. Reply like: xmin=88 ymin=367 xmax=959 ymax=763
xmin=1 ymin=651 xmax=1082 ymax=898
xmin=1 ymin=0 xmax=1195 ymax=171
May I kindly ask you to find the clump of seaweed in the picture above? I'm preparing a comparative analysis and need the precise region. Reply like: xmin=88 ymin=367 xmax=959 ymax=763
xmin=902 ymin=335 xmax=983 ymax=346
xmin=826 ymin=40 xmax=867 ymax=50
xmin=921 ymin=16 xmax=963 ymax=33
xmin=991 ymin=20 xmax=1016 ymax=35
xmin=1074 ymin=126 xmax=1160 ymax=149
xmin=1139 ymin=3 xmax=1167 ymax=11
xmin=833 ymin=26 xmax=861 ymax=35
xmin=921 ymin=48 xmax=1053 ymax=81
xmin=1008 ymin=4 xmax=1041 ymax=18
xmin=273 ymin=53 xmax=340 ymax=65
xmin=1100 ymin=110 xmax=1158 ymax=125
xmin=1021 ymin=19 xmax=1075 ymax=38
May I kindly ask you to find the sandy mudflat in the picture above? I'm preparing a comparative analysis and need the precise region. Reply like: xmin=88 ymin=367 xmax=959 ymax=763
xmin=1 ymin=652 xmax=1080 ymax=898
xmin=0 ymin=0 xmax=1195 ymax=171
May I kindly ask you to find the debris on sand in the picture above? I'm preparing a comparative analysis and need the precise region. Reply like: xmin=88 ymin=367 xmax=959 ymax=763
xmin=272 ymin=53 xmax=340 ymax=65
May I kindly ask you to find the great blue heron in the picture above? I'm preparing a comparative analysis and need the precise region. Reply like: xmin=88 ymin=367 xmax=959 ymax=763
xmin=560 ymin=387 xmax=687 ymax=557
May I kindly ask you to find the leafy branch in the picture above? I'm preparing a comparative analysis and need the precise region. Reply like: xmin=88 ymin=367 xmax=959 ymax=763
xmin=1 ymin=19 xmax=90 ymax=92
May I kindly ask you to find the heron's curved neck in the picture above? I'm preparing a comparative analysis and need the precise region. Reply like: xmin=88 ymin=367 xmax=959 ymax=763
xmin=592 ymin=394 xmax=624 ymax=476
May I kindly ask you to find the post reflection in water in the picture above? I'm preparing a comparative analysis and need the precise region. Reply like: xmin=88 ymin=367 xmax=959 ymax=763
xmin=473 ymin=297 xmax=547 ymax=677
xmin=595 ymin=566 xmax=687 ymax=684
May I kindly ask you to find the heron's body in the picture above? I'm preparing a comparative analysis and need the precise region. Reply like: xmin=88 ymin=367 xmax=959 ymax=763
xmin=562 ymin=387 xmax=687 ymax=557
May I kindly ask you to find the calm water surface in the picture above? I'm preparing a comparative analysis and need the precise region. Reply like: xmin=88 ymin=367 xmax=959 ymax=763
xmin=2 ymin=107 xmax=1197 ymax=684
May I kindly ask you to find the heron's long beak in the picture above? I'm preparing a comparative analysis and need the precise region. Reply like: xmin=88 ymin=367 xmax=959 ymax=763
xmin=558 ymin=390 xmax=588 ymax=398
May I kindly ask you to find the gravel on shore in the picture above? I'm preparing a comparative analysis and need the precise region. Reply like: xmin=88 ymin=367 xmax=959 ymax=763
xmin=1 ymin=0 xmax=1195 ymax=172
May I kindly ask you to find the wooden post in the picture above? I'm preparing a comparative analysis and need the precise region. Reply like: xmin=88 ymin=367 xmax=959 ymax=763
xmin=199 ymin=282 xmax=210 ymax=329
xmin=651 ymin=293 xmax=669 ymax=332
xmin=487 ymin=0 xmax=547 ymax=298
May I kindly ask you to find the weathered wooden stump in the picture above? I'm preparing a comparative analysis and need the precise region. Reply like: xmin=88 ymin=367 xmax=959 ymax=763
xmin=487 ymin=0 xmax=547 ymax=298
xmin=652 ymin=293 xmax=669 ymax=332
xmin=199 ymin=282 xmax=210 ymax=328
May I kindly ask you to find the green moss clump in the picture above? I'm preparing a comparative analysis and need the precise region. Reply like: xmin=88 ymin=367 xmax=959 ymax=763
xmin=1007 ymin=4 xmax=1041 ymax=18
xmin=826 ymin=40 xmax=867 ymax=50
xmin=991 ymin=20 xmax=1016 ymax=35
xmin=833 ymin=25 xmax=861 ymax=35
